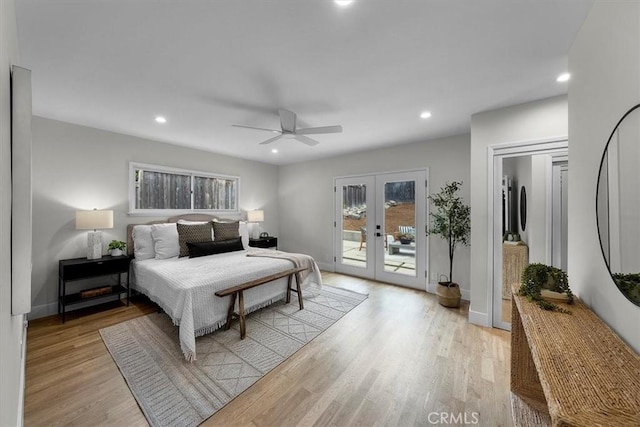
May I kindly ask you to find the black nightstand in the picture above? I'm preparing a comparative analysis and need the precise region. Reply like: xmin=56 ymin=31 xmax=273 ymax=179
xmin=249 ymin=236 xmax=278 ymax=250
xmin=58 ymin=255 xmax=132 ymax=323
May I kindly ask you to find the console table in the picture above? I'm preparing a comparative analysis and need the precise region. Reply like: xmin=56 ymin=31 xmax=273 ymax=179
xmin=511 ymin=285 xmax=640 ymax=426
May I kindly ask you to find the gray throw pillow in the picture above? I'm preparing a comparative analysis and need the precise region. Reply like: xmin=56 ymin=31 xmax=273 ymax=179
xmin=176 ymin=222 xmax=213 ymax=257
xmin=212 ymin=221 xmax=240 ymax=241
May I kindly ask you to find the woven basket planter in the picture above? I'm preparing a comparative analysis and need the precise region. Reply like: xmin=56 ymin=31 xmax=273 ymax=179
xmin=436 ymin=282 xmax=461 ymax=308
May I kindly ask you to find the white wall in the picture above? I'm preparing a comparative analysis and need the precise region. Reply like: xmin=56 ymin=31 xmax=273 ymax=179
xmin=278 ymin=134 xmax=471 ymax=294
xmin=568 ymin=1 xmax=640 ymax=352
xmin=30 ymin=117 xmax=280 ymax=318
xmin=469 ymin=96 xmax=568 ymax=325
xmin=1 ymin=0 xmax=26 ymax=424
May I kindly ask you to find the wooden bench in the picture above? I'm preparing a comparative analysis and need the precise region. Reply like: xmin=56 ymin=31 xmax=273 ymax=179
xmin=511 ymin=284 xmax=640 ymax=426
xmin=215 ymin=267 xmax=306 ymax=339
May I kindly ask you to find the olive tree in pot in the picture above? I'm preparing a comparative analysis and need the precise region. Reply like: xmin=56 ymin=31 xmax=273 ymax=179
xmin=427 ymin=181 xmax=470 ymax=308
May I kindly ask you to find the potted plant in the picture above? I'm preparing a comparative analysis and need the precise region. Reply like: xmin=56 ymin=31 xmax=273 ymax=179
xmin=397 ymin=233 xmax=415 ymax=244
xmin=108 ymin=240 xmax=126 ymax=257
xmin=427 ymin=181 xmax=470 ymax=308
xmin=519 ymin=263 xmax=573 ymax=313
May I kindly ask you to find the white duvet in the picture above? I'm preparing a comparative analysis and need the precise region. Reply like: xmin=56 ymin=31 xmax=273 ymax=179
xmin=131 ymin=249 xmax=322 ymax=361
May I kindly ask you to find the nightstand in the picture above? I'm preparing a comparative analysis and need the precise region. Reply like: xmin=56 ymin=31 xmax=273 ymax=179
xmin=58 ymin=255 xmax=131 ymax=323
xmin=249 ymin=236 xmax=278 ymax=250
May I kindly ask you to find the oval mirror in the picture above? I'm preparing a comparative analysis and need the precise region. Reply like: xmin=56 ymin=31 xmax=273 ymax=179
xmin=520 ymin=186 xmax=527 ymax=231
xmin=596 ymin=103 xmax=640 ymax=306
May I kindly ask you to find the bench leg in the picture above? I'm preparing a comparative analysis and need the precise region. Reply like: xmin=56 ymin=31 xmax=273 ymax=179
xmin=286 ymin=274 xmax=293 ymax=304
xmin=238 ymin=290 xmax=246 ymax=339
xmin=224 ymin=293 xmax=237 ymax=331
xmin=295 ymin=273 xmax=304 ymax=310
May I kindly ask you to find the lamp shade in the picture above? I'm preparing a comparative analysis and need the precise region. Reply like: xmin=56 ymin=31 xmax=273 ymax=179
xmin=247 ymin=210 xmax=264 ymax=222
xmin=76 ymin=210 xmax=114 ymax=230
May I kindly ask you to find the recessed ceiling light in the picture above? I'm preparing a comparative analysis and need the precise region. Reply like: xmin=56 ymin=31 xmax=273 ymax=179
xmin=271 ymin=149 xmax=278 ymax=154
xmin=334 ymin=0 xmax=353 ymax=6
xmin=155 ymin=116 xmax=167 ymax=124
xmin=556 ymin=73 xmax=571 ymax=83
xmin=420 ymin=111 xmax=432 ymax=119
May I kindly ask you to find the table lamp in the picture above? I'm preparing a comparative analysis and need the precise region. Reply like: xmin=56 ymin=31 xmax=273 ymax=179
xmin=76 ymin=209 xmax=114 ymax=259
xmin=247 ymin=210 xmax=264 ymax=239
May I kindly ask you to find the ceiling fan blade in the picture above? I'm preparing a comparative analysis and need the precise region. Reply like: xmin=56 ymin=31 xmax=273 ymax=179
xmin=295 ymin=125 xmax=343 ymax=135
xmin=279 ymin=109 xmax=297 ymax=133
xmin=232 ymin=124 xmax=280 ymax=133
xmin=259 ymin=135 xmax=283 ymax=145
xmin=294 ymin=135 xmax=320 ymax=146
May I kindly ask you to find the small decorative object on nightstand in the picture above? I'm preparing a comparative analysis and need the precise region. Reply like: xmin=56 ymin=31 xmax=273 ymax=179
xmin=249 ymin=236 xmax=278 ymax=250
xmin=58 ymin=255 xmax=131 ymax=323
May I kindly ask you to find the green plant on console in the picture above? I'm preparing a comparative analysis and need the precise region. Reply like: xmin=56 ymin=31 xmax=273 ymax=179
xmin=612 ymin=273 xmax=640 ymax=305
xmin=108 ymin=240 xmax=127 ymax=251
xmin=519 ymin=263 xmax=573 ymax=313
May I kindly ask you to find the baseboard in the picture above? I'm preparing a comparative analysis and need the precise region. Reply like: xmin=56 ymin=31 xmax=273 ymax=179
xmin=468 ymin=310 xmax=490 ymax=327
xmin=29 ymin=301 xmax=57 ymax=320
xmin=316 ymin=262 xmax=335 ymax=272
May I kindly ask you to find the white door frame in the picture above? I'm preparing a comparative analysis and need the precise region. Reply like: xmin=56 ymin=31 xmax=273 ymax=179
xmin=551 ymin=157 xmax=569 ymax=270
xmin=334 ymin=168 xmax=428 ymax=290
xmin=487 ymin=137 xmax=568 ymax=330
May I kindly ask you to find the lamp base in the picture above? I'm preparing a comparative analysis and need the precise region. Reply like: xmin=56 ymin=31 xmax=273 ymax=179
xmin=87 ymin=231 xmax=103 ymax=260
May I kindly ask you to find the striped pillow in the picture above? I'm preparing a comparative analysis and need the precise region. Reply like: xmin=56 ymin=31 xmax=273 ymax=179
xmin=176 ymin=222 xmax=213 ymax=257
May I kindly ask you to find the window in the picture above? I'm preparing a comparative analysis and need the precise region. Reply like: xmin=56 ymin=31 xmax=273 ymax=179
xmin=129 ymin=162 xmax=239 ymax=214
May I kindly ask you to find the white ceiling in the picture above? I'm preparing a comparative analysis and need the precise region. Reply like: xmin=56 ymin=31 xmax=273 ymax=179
xmin=16 ymin=0 xmax=593 ymax=166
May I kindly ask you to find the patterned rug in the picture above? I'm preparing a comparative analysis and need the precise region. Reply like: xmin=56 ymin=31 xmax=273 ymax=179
xmin=100 ymin=284 xmax=368 ymax=427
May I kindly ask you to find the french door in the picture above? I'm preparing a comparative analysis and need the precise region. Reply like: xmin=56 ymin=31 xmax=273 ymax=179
xmin=334 ymin=170 xmax=427 ymax=289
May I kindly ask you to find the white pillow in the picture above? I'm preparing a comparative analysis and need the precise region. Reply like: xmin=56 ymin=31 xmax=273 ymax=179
xmin=177 ymin=219 xmax=208 ymax=224
xmin=132 ymin=225 xmax=155 ymax=260
xmin=151 ymin=223 xmax=179 ymax=259
xmin=239 ymin=221 xmax=249 ymax=249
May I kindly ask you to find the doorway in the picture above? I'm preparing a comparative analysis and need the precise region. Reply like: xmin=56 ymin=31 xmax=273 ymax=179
xmin=488 ymin=139 xmax=569 ymax=330
xmin=334 ymin=170 xmax=427 ymax=289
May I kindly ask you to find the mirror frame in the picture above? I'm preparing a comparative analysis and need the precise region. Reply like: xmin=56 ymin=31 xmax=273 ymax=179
xmin=595 ymin=103 xmax=640 ymax=306
xmin=519 ymin=186 xmax=527 ymax=231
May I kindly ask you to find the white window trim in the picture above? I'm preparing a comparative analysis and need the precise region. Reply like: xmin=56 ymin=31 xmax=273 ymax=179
xmin=128 ymin=162 xmax=241 ymax=216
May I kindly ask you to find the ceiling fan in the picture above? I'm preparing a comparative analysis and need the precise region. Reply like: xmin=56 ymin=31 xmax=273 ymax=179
xmin=232 ymin=109 xmax=342 ymax=146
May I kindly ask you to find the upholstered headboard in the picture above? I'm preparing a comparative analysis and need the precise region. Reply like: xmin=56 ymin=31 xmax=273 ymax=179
xmin=126 ymin=214 xmax=221 ymax=256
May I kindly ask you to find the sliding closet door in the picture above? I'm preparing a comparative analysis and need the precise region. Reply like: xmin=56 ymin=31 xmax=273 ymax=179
xmin=334 ymin=176 xmax=375 ymax=279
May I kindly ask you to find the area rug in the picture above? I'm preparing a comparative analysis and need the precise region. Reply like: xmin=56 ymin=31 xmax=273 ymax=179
xmin=100 ymin=284 xmax=368 ymax=427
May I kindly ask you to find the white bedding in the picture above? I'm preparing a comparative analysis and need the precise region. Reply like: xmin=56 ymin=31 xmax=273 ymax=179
xmin=131 ymin=249 xmax=322 ymax=360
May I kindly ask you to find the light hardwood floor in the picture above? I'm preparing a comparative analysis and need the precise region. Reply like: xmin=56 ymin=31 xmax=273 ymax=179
xmin=25 ymin=272 xmax=512 ymax=426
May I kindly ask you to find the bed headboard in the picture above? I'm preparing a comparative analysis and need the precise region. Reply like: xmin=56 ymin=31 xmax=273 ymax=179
xmin=126 ymin=214 xmax=222 ymax=256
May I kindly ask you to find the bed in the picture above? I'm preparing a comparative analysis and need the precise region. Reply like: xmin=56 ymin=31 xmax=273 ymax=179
xmin=127 ymin=214 xmax=322 ymax=361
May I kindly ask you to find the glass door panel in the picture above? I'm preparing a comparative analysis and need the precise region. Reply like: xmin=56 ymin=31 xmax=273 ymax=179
xmin=335 ymin=176 xmax=375 ymax=279
xmin=375 ymin=171 xmax=427 ymax=289
xmin=382 ymin=180 xmax=417 ymax=276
